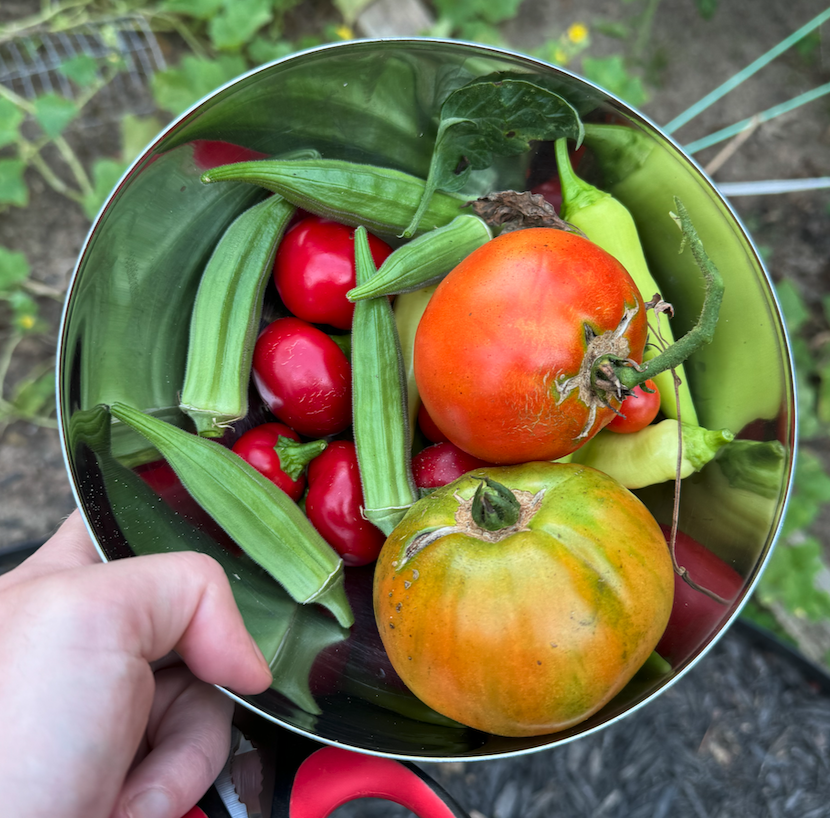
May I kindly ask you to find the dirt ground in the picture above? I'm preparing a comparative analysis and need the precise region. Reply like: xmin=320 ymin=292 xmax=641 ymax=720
xmin=1 ymin=0 xmax=829 ymax=553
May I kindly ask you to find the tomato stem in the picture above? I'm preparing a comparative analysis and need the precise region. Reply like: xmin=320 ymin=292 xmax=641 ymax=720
xmin=471 ymin=477 xmax=521 ymax=531
xmin=599 ymin=197 xmax=724 ymax=392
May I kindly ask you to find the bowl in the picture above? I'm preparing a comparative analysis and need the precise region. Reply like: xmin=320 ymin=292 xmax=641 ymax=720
xmin=57 ymin=38 xmax=796 ymax=761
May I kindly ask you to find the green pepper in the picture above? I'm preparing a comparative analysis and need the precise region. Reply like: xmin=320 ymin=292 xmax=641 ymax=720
xmin=555 ymin=138 xmax=698 ymax=426
xmin=351 ymin=227 xmax=418 ymax=535
xmin=109 ymin=402 xmax=354 ymax=628
xmin=570 ymin=418 xmax=734 ymax=489
xmin=200 ymin=158 xmax=468 ymax=237
xmin=179 ymin=194 xmax=296 ymax=437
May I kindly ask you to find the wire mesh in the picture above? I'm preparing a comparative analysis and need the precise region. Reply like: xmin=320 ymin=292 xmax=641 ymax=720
xmin=0 ymin=16 xmax=166 ymax=120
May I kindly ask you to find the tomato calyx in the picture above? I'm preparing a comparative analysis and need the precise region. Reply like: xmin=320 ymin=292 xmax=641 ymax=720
xmin=397 ymin=478 xmax=545 ymax=568
xmin=274 ymin=435 xmax=327 ymax=480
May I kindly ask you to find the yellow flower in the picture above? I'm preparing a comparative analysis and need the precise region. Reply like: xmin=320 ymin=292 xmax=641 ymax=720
xmin=553 ymin=47 xmax=569 ymax=65
xmin=19 ymin=314 xmax=35 ymax=330
xmin=567 ymin=23 xmax=589 ymax=44
xmin=335 ymin=25 xmax=353 ymax=40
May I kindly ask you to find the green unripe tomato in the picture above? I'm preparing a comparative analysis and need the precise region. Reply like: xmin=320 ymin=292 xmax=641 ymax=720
xmin=373 ymin=462 xmax=674 ymax=737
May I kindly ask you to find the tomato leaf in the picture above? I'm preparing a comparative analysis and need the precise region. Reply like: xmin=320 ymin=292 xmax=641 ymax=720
xmin=405 ymin=74 xmax=584 ymax=236
xmin=33 ymin=93 xmax=79 ymax=139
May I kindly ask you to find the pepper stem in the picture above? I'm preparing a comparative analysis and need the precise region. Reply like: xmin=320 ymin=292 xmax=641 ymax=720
xmin=598 ymin=197 xmax=724 ymax=392
xmin=275 ymin=437 xmax=327 ymax=481
xmin=471 ymin=477 xmax=521 ymax=531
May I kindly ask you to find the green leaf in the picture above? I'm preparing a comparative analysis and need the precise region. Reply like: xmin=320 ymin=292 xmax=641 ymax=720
xmin=33 ymin=93 xmax=79 ymax=139
xmin=208 ymin=0 xmax=273 ymax=51
xmin=7 ymin=290 xmax=40 ymax=332
xmin=160 ymin=0 xmax=224 ymax=18
xmin=757 ymin=536 xmax=830 ymax=621
xmin=433 ymin=0 xmax=522 ymax=26
xmin=57 ymin=54 xmax=100 ymax=87
xmin=151 ymin=54 xmax=248 ymax=116
xmin=776 ymin=278 xmax=810 ymax=334
xmin=582 ymin=55 xmax=649 ymax=108
xmin=0 ymin=98 xmax=25 ymax=148
xmin=405 ymin=73 xmax=584 ymax=236
xmin=246 ymin=36 xmax=296 ymax=65
xmin=781 ymin=448 xmax=830 ymax=536
xmin=694 ymin=0 xmax=719 ymax=19
xmin=0 ymin=246 xmax=30 ymax=291
xmin=8 ymin=364 xmax=56 ymax=419
xmin=81 ymin=157 xmax=128 ymax=221
xmin=0 ymin=159 xmax=29 ymax=207
xmin=331 ymin=0 xmax=374 ymax=24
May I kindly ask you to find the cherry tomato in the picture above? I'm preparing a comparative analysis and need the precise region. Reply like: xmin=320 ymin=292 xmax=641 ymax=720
xmin=305 ymin=441 xmax=386 ymax=567
xmin=655 ymin=526 xmax=743 ymax=667
xmin=416 ymin=402 xmax=449 ymax=443
xmin=252 ymin=317 xmax=352 ymax=438
xmin=606 ymin=378 xmax=661 ymax=433
xmin=273 ymin=215 xmax=394 ymax=330
xmin=231 ymin=422 xmax=315 ymax=501
xmin=414 ymin=228 xmax=648 ymax=464
xmin=411 ymin=442 xmax=494 ymax=490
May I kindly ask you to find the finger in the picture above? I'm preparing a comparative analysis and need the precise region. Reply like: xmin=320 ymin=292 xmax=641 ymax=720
xmin=67 ymin=550 xmax=273 ymax=695
xmin=113 ymin=667 xmax=234 ymax=818
xmin=0 ymin=509 xmax=101 ymax=591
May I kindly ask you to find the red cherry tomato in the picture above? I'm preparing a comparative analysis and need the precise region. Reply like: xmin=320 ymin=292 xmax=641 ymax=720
xmin=231 ymin=422 xmax=320 ymax=501
xmin=252 ymin=317 xmax=352 ymax=438
xmin=655 ymin=525 xmax=743 ymax=667
xmin=606 ymin=379 xmax=661 ymax=433
xmin=304 ymin=441 xmax=386 ymax=566
xmin=274 ymin=215 xmax=394 ymax=330
xmin=411 ymin=442 xmax=495 ymax=490
xmin=416 ymin=402 xmax=449 ymax=444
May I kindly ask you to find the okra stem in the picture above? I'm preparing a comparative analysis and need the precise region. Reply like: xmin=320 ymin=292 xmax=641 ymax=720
xmin=110 ymin=402 xmax=354 ymax=627
xmin=351 ymin=227 xmax=418 ymax=535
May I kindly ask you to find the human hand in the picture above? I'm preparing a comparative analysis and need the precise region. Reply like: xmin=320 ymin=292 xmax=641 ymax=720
xmin=0 ymin=510 xmax=273 ymax=818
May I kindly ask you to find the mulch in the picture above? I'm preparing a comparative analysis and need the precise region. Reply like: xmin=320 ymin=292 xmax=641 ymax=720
xmin=334 ymin=621 xmax=830 ymax=818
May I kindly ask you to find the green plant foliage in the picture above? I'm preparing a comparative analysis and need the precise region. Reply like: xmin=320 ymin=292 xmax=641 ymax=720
xmin=151 ymin=54 xmax=248 ymax=115
xmin=757 ymin=536 xmax=830 ymax=622
xmin=247 ymin=36 xmax=296 ymax=65
xmin=332 ymin=0 xmax=375 ymax=25
xmin=0 ymin=99 xmax=25 ymax=149
xmin=0 ymin=247 xmax=30 ymax=291
xmin=208 ymin=0 xmax=274 ymax=51
xmin=0 ymin=159 xmax=28 ymax=208
xmin=57 ymin=54 xmax=101 ymax=87
xmin=160 ymin=0 xmax=224 ymax=18
xmin=581 ymin=54 xmax=649 ymax=107
xmin=694 ymin=0 xmax=718 ymax=20
xmin=81 ymin=158 xmax=129 ymax=221
xmin=33 ymin=93 xmax=79 ymax=139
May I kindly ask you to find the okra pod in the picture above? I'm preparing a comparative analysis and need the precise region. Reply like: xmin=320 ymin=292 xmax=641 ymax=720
xmin=347 ymin=214 xmax=492 ymax=301
xmin=200 ymin=158 xmax=468 ymax=237
xmin=555 ymin=138 xmax=699 ymax=426
xmin=351 ymin=227 xmax=418 ymax=535
xmin=570 ymin=418 xmax=734 ymax=489
xmin=393 ymin=284 xmax=439 ymax=440
xmin=180 ymin=194 xmax=296 ymax=437
xmin=109 ymin=402 xmax=354 ymax=627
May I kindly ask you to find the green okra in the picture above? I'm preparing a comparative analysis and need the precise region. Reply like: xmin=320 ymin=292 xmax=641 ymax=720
xmin=347 ymin=214 xmax=491 ymax=302
xmin=555 ymin=138 xmax=699 ymax=426
xmin=351 ymin=227 xmax=418 ymax=535
xmin=200 ymin=158 xmax=468 ymax=237
xmin=570 ymin=418 xmax=734 ymax=489
xmin=180 ymin=194 xmax=296 ymax=437
xmin=109 ymin=402 xmax=354 ymax=628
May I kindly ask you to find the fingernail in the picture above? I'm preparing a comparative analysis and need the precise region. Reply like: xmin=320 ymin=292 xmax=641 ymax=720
xmin=125 ymin=788 xmax=172 ymax=818
xmin=249 ymin=632 xmax=273 ymax=677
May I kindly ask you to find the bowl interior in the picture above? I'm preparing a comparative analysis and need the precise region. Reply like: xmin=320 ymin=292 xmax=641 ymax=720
xmin=58 ymin=39 xmax=795 ymax=761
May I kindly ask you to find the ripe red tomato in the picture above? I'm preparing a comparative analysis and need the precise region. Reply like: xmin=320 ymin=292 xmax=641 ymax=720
xmin=411 ymin=441 xmax=494 ymax=490
xmin=655 ymin=526 xmax=743 ymax=667
xmin=414 ymin=228 xmax=648 ymax=464
xmin=374 ymin=462 xmax=674 ymax=736
xmin=606 ymin=378 xmax=661 ymax=433
xmin=274 ymin=214 xmax=394 ymax=330
xmin=231 ymin=422 xmax=319 ymax=501
xmin=305 ymin=441 xmax=386 ymax=567
xmin=252 ymin=317 xmax=351 ymax=438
